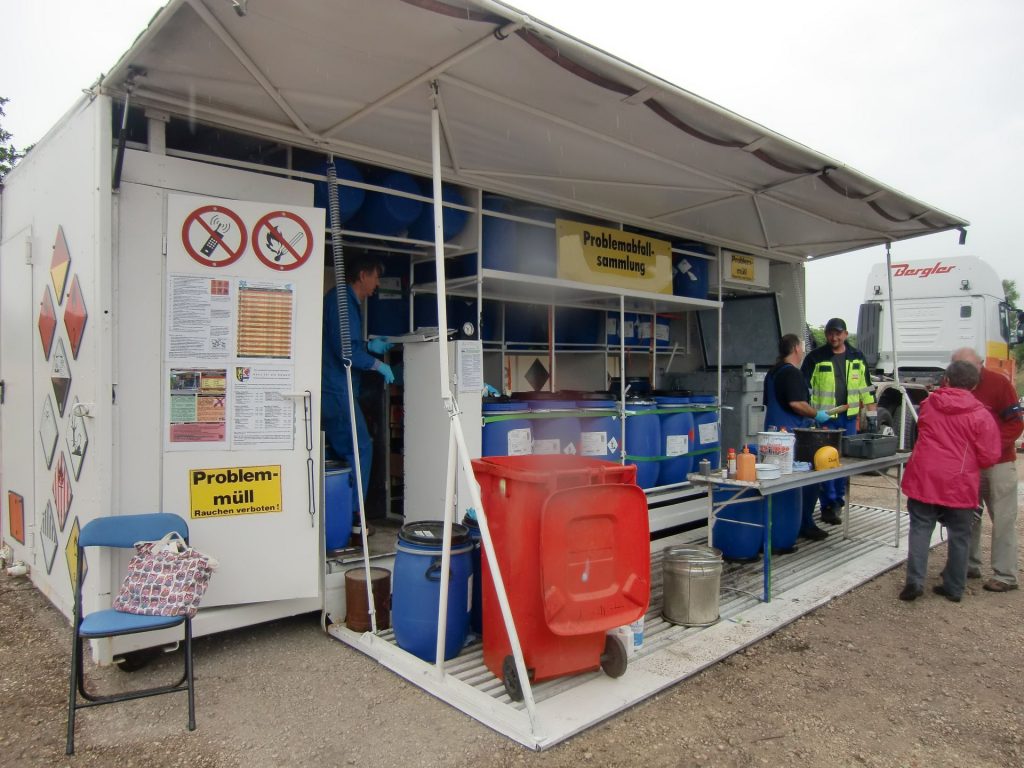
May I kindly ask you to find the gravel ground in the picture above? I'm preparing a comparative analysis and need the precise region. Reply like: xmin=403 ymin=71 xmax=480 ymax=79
xmin=2 ymin=465 xmax=1022 ymax=767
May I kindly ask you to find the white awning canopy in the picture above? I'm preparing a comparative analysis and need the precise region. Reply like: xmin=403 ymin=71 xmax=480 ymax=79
xmin=98 ymin=0 xmax=967 ymax=262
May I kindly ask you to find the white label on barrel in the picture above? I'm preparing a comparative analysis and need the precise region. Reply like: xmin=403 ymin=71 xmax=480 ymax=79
xmin=666 ymin=434 xmax=689 ymax=456
xmin=506 ymin=428 xmax=532 ymax=456
xmin=581 ymin=431 xmax=607 ymax=456
xmin=655 ymin=322 xmax=670 ymax=342
xmin=697 ymin=421 xmax=719 ymax=443
xmin=467 ymin=574 xmax=474 ymax=613
xmin=533 ymin=438 xmax=561 ymax=455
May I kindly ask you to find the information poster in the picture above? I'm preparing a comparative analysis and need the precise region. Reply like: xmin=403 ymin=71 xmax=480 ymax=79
xmin=233 ymin=365 xmax=295 ymax=449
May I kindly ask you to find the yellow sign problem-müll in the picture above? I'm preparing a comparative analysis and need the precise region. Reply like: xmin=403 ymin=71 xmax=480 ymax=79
xmin=189 ymin=465 xmax=283 ymax=519
xmin=556 ymin=220 xmax=673 ymax=294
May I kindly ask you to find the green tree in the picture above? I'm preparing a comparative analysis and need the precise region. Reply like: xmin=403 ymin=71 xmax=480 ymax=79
xmin=1 ymin=96 xmax=25 ymax=179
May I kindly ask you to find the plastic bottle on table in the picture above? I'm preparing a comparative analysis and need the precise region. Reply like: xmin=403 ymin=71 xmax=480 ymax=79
xmin=726 ymin=448 xmax=737 ymax=477
xmin=735 ymin=445 xmax=756 ymax=482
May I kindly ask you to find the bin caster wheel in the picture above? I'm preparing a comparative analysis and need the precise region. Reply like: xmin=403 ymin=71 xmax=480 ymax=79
xmin=601 ymin=634 xmax=628 ymax=679
xmin=502 ymin=655 xmax=531 ymax=702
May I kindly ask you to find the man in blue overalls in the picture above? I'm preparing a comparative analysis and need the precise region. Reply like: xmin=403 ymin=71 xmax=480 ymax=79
xmin=322 ymin=254 xmax=394 ymax=536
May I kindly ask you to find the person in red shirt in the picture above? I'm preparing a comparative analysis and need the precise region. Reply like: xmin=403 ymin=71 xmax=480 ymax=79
xmin=899 ymin=360 xmax=1001 ymax=602
xmin=951 ymin=348 xmax=1023 ymax=592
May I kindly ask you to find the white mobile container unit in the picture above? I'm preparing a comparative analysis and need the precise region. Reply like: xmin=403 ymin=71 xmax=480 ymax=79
xmin=1 ymin=0 xmax=966 ymax=734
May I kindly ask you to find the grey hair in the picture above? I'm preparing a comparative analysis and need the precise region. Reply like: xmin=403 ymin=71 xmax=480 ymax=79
xmin=945 ymin=359 xmax=980 ymax=390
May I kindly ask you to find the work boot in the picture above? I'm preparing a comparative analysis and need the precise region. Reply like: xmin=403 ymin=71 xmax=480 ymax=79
xmin=932 ymin=584 xmax=962 ymax=603
xmin=800 ymin=526 xmax=828 ymax=542
xmin=820 ymin=505 xmax=842 ymax=525
xmin=899 ymin=584 xmax=924 ymax=601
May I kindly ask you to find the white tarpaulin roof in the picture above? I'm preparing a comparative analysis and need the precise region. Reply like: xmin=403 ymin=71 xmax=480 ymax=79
xmin=98 ymin=0 xmax=967 ymax=262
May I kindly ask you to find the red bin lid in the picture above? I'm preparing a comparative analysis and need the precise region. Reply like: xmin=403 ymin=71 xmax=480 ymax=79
xmin=539 ymin=484 xmax=650 ymax=636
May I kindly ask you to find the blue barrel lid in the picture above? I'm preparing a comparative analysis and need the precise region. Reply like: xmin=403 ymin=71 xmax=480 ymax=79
xmin=690 ymin=394 xmax=717 ymax=404
xmin=527 ymin=400 xmax=576 ymax=411
xmin=482 ymin=400 xmax=528 ymax=413
xmin=398 ymin=521 xmax=470 ymax=548
xmin=655 ymin=395 xmax=692 ymax=405
xmin=577 ymin=399 xmax=617 ymax=409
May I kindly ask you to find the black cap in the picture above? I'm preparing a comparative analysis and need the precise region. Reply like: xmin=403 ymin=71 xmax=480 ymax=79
xmin=825 ymin=317 xmax=847 ymax=333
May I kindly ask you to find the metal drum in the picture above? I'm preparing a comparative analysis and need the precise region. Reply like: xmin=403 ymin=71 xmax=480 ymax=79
xmin=662 ymin=545 xmax=723 ymax=627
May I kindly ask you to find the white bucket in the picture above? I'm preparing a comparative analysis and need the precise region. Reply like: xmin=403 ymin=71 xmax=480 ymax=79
xmin=757 ymin=431 xmax=795 ymax=474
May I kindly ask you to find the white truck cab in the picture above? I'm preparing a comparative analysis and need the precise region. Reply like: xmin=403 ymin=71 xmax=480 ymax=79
xmin=856 ymin=255 xmax=1023 ymax=439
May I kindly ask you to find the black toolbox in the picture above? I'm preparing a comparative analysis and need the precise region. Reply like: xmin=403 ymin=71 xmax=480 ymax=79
xmin=841 ymin=433 xmax=898 ymax=458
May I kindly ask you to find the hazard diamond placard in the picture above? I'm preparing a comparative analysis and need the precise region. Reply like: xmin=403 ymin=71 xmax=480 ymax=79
xmin=50 ymin=226 xmax=71 ymax=304
xmin=64 ymin=275 xmax=88 ymax=360
xmin=38 ymin=286 xmax=57 ymax=360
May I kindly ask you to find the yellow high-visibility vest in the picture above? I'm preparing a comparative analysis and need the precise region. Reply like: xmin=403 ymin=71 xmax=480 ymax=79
xmin=809 ymin=357 xmax=874 ymax=416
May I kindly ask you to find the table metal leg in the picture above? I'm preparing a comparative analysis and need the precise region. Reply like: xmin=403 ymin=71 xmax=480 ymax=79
xmin=763 ymin=494 xmax=773 ymax=602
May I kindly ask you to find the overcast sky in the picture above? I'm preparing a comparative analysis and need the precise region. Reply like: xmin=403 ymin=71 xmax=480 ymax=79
xmin=4 ymin=1 xmax=1022 ymax=327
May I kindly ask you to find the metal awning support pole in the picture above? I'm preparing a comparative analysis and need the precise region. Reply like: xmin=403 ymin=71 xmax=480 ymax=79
xmin=883 ymin=242 xmax=918 ymax=451
xmin=428 ymin=88 xmax=538 ymax=726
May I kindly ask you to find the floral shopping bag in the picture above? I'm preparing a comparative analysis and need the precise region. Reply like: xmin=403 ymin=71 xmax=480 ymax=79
xmin=112 ymin=531 xmax=218 ymax=618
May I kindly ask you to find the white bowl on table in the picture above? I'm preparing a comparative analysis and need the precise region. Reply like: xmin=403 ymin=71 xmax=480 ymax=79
xmin=754 ymin=463 xmax=781 ymax=481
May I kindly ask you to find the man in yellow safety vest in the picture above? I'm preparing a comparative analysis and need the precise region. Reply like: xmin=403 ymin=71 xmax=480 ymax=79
xmin=800 ymin=317 xmax=877 ymax=525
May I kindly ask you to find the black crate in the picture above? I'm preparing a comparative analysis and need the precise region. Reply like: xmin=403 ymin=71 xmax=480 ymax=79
xmin=842 ymin=433 xmax=898 ymax=459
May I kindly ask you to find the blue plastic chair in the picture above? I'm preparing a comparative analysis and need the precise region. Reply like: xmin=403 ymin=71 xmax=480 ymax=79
xmin=66 ymin=513 xmax=196 ymax=754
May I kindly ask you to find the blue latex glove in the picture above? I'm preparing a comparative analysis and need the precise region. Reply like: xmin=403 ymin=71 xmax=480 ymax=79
xmin=814 ymin=409 xmax=830 ymax=425
xmin=484 ymin=383 xmax=500 ymax=397
xmin=375 ymin=362 xmax=395 ymax=384
xmin=368 ymin=337 xmax=393 ymax=354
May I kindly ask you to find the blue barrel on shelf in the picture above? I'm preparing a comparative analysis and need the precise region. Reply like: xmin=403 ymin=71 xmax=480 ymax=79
xmin=312 ymin=158 xmax=365 ymax=222
xmin=770 ymin=488 xmax=802 ymax=554
xmin=691 ymin=396 xmax=721 ymax=470
xmin=528 ymin=400 xmax=582 ymax=455
xmin=349 ymin=169 xmax=423 ymax=236
xmin=555 ymin=306 xmax=602 ymax=345
xmin=461 ymin=514 xmax=483 ymax=636
xmin=481 ymin=197 xmax=557 ymax=277
xmin=655 ymin=395 xmax=695 ymax=486
xmin=407 ymin=183 xmax=469 ymax=243
xmin=393 ymin=522 xmax=473 ymax=662
xmin=674 ymin=253 xmax=710 ymax=300
xmin=636 ymin=315 xmax=671 ymax=348
xmin=324 ymin=462 xmax=353 ymax=551
xmin=624 ymin=397 xmax=661 ymax=489
xmin=576 ymin=399 xmax=620 ymax=459
xmin=481 ymin=401 xmax=532 ymax=457
xmin=712 ymin=488 xmax=764 ymax=562
xmin=606 ymin=312 xmax=639 ymax=346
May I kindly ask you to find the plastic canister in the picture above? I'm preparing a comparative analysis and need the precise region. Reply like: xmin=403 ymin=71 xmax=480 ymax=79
xmin=529 ymin=400 xmax=582 ymax=456
xmin=662 ymin=544 xmax=722 ymax=626
xmin=757 ymin=431 xmax=796 ymax=474
xmin=636 ymin=315 xmax=671 ymax=348
xmin=606 ymin=312 xmax=639 ymax=346
xmin=735 ymin=446 xmax=756 ymax=482
xmin=673 ymin=254 xmax=710 ymax=299
xmin=624 ymin=397 xmax=661 ymax=489
xmin=576 ymin=399 xmax=619 ymax=459
xmin=324 ymin=462 xmax=353 ymax=552
xmin=392 ymin=522 xmax=473 ymax=662
xmin=481 ymin=401 xmax=532 ymax=457
xmin=691 ymin=397 xmax=721 ymax=470
xmin=406 ymin=183 xmax=468 ymax=242
xmin=654 ymin=394 xmax=694 ymax=486
xmin=711 ymin=488 xmax=764 ymax=562
xmin=348 ymin=169 xmax=423 ymax=236
xmin=344 ymin=566 xmax=391 ymax=632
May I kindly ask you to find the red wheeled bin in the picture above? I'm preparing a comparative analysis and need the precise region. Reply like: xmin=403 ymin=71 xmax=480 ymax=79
xmin=471 ymin=455 xmax=650 ymax=700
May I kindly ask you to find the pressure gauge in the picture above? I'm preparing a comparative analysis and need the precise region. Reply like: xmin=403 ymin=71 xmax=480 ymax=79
xmin=461 ymin=321 xmax=475 ymax=337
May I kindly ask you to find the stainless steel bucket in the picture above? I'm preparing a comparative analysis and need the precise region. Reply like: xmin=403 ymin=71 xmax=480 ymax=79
xmin=662 ymin=545 xmax=723 ymax=627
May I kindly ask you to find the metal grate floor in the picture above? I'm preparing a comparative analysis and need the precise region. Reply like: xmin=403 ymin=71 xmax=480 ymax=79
xmin=328 ymin=503 xmax=917 ymax=749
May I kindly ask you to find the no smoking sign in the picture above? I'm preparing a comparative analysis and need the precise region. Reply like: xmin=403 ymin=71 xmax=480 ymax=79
xmin=253 ymin=211 xmax=313 ymax=271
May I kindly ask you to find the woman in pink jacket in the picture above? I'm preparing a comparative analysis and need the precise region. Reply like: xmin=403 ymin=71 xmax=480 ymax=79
xmin=899 ymin=360 xmax=1001 ymax=602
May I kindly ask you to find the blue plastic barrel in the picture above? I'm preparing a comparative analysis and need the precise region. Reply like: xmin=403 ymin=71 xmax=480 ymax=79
xmin=712 ymin=488 xmax=764 ymax=562
xmin=407 ymin=184 xmax=468 ymax=242
xmin=349 ymin=170 xmax=423 ymax=236
xmin=770 ymin=488 xmax=802 ymax=554
xmin=313 ymin=158 xmax=365 ymax=223
xmin=674 ymin=254 xmax=710 ymax=299
xmin=655 ymin=395 xmax=695 ymax=486
xmin=555 ymin=307 xmax=602 ymax=345
xmin=392 ymin=522 xmax=473 ymax=662
xmin=481 ymin=197 xmax=557 ymax=277
xmin=624 ymin=398 xmax=661 ymax=489
xmin=481 ymin=401 xmax=532 ymax=457
xmin=576 ymin=399 xmax=620 ymax=459
xmin=606 ymin=312 xmax=639 ymax=346
xmin=461 ymin=514 xmax=483 ymax=636
xmin=324 ymin=462 xmax=353 ymax=551
xmin=637 ymin=316 xmax=671 ymax=348
xmin=528 ymin=400 xmax=582 ymax=456
xmin=691 ymin=397 xmax=721 ymax=470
